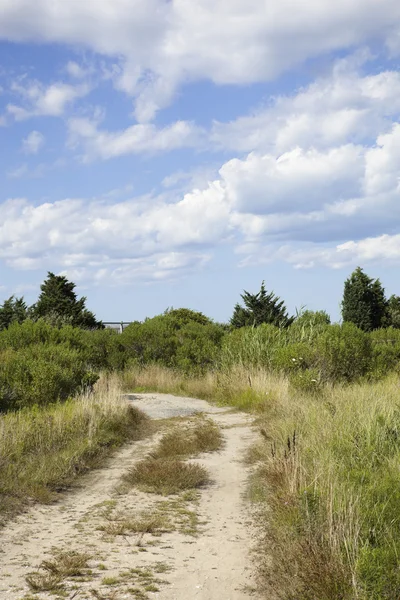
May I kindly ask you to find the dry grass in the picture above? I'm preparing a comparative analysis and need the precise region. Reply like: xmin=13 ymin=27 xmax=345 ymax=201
xmin=26 ymin=550 xmax=92 ymax=592
xmin=0 ymin=374 xmax=149 ymax=524
xmin=98 ymin=511 xmax=172 ymax=536
xmin=122 ymin=363 xmax=400 ymax=599
xmin=153 ymin=416 xmax=223 ymax=458
xmin=123 ymin=457 xmax=210 ymax=495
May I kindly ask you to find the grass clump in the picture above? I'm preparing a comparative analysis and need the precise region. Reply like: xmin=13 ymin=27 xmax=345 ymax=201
xmin=26 ymin=572 xmax=64 ymax=592
xmin=40 ymin=550 xmax=92 ymax=578
xmin=123 ymin=458 xmax=210 ymax=495
xmin=26 ymin=550 xmax=92 ymax=593
xmin=153 ymin=417 xmax=223 ymax=458
xmin=98 ymin=511 xmax=172 ymax=536
xmin=0 ymin=375 xmax=148 ymax=523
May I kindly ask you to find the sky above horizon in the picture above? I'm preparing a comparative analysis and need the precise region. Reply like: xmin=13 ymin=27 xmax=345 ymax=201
xmin=1 ymin=0 xmax=400 ymax=323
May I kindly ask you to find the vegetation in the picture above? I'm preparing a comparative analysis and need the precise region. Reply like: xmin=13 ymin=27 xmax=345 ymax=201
xmin=231 ymin=281 xmax=293 ymax=328
xmin=2 ymin=266 xmax=400 ymax=598
xmin=32 ymin=271 xmax=103 ymax=329
xmin=152 ymin=417 xmax=224 ymax=458
xmin=342 ymin=267 xmax=388 ymax=331
xmin=123 ymin=458 xmax=210 ymax=495
xmin=0 ymin=376 xmax=148 ymax=522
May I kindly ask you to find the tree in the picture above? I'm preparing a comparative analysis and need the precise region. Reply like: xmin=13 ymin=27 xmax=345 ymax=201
xmin=32 ymin=272 xmax=102 ymax=329
xmin=0 ymin=296 xmax=28 ymax=331
xmin=387 ymin=295 xmax=400 ymax=329
xmin=342 ymin=267 xmax=388 ymax=331
xmin=230 ymin=281 xmax=293 ymax=328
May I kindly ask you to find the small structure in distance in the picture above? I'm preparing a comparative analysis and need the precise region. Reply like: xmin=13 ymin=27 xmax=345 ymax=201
xmin=103 ymin=321 xmax=132 ymax=334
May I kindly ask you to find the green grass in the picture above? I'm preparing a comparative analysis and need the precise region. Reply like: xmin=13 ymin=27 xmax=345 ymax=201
xmin=122 ymin=457 xmax=210 ymax=495
xmin=0 ymin=375 xmax=149 ymax=524
xmin=122 ymin=363 xmax=400 ymax=599
xmin=152 ymin=416 xmax=224 ymax=458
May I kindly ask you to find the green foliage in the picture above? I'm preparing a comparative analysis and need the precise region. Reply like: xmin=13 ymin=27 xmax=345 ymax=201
xmin=0 ymin=343 xmax=98 ymax=412
xmin=221 ymin=323 xmax=286 ymax=369
xmin=0 ymin=295 xmax=28 ymax=331
xmin=342 ymin=267 xmax=388 ymax=331
xmin=315 ymin=322 xmax=372 ymax=382
xmin=369 ymin=327 xmax=400 ymax=379
xmin=121 ymin=309 xmax=224 ymax=373
xmin=32 ymin=272 xmax=102 ymax=329
xmin=230 ymin=281 xmax=293 ymax=328
xmin=271 ymin=342 xmax=316 ymax=374
xmin=387 ymin=294 xmax=400 ymax=329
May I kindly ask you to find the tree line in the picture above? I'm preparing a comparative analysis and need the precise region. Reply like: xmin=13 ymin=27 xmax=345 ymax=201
xmin=231 ymin=267 xmax=400 ymax=332
xmin=0 ymin=267 xmax=399 ymax=333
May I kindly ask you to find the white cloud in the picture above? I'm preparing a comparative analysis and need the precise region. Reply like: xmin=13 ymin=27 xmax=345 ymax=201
xmin=246 ymin=233 xmax=400 ymax=270
xmin=211 ymin=65 xmax=400 ymax=154
xmin=22 ymin=130 xmax=45 ymax=154
xmin=65 ymin=61 xmax=92 ymax=79
xmin=0 ymin=189 xmax=228 ymax=282
xmin=1 ymin=0 xmax=400 ymax=121
xmin=219 ymin=145 xmax=364 ymax=215
xmin=7 ymin=79 xmax=90 ymax=120
xmin=67 ymin=117 xmax=203 ymax=160
xmin=2 ymin=114 xmax=400 ymax=278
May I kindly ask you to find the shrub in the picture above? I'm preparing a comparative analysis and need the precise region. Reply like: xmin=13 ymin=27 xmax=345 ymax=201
xmin=315 ymin=323 xmax=372 ymax=383
xmin=369 ymin=327 xmax=400 ymax=379
xmin=120 ymin=311 xmax=224 ymax=373
xmin=0 ymin=343 xmax=98 ymax=411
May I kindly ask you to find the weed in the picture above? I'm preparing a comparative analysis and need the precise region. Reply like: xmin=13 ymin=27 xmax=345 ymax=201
xmin=41 ymin=550 xmax=92 ymax=577
xmin=123 ymin=458 xmax=210 ymax=495
xmin=101 ymin=577 xmax=120 ymax=586
xmin=25 ymin=572 xmax=63 ymax=592
xmin=98 ymin=512 xmax=172 ymax=536
xmin=153 ymin=417 xmax=223 ymax=458
xmin=0 ymin=375 xmax=149 ymax=523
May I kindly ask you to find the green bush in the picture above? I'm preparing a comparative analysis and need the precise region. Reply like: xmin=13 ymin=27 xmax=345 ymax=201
xmin=221 ymin=324 xmax=286 ymax=369
xmin=120 ymin=310 xmax=224 ymax=373
xmin=271 ymin=342 xmax=316 ymax=374
xmin=315 ymin=323 xmax=372 ymax=383
xmin=369 ymin=327 xmax=400 ymax=379
xmin=0 ymin=343 xmax=98 ymax=412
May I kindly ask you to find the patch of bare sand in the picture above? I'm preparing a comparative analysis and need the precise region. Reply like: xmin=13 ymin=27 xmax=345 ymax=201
xmin=0 ymin=394 xmax=261 ymax=600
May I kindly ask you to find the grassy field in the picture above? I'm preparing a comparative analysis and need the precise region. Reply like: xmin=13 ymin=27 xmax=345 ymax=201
xmin=122 ymin=364 xmax=400 ymax=600
xmin=0 ymin=375 xmax=148 ymax=524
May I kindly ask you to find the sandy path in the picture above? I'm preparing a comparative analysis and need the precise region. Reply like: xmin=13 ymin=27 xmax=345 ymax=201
xmin=0 ymin=393 xmax=260 ymax=600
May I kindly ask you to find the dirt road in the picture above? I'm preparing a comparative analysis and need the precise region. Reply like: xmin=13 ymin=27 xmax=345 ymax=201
xmin=0 ymin=393 xmax=260 ymax=600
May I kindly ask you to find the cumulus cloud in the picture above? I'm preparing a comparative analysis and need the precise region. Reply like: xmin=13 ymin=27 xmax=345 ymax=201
xmin=0 ymin=188 xmax=228 ymax=282
xmin=1 ymin=0 xmax=400 ymax=120
xmin=2 ymin=115 xmax=400 ymax=279
xmin=211 ymin=64 xmax=400 ymax=154
xmin=239 ymin=234 xmax=400 ymax=270
xmin=7 ymin=79 xmax=90 ymax=120
xmin=22 ymin=130 xmax=45 ymax=154
xmin=67 ymin=117 xmax=203 ymax=160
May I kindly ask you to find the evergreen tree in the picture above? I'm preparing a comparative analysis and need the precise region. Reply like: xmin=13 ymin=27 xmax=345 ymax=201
xmin=0 ymin=296 xmax=28 ymax=330
xmin=387 ymin=295 xmax=400 ymax=329
xmin=342 ymin=267 xmax=388 ymax=331
xmin=230 ymin=281 xmax=293 ymax=328
xmin=32 ymin=272 xmax=102 ymax=329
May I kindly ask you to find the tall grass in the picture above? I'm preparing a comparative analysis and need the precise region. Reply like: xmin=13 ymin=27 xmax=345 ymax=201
xmin=0 ymin=375 xmax=148 ymax=524
xmin=122 ymin=364 xmax=400 ymax=599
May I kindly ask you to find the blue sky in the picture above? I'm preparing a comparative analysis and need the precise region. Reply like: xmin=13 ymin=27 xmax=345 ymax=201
xmin=1 ymin=1 xmax=400 ymax=323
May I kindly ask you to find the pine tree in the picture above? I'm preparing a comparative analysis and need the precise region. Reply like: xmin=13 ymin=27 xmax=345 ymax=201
xmin=0 ymin=296 xmax=28 ymax=330
xmin=342 ymin=267 xmax=388 ymax=331
xmin=230 ymin=281 xmax=293 ymax=328
xmin=387 ymin=295 xmax=400 ymax=329
xmin=32 ymin=272 xmax=102 ymax=329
